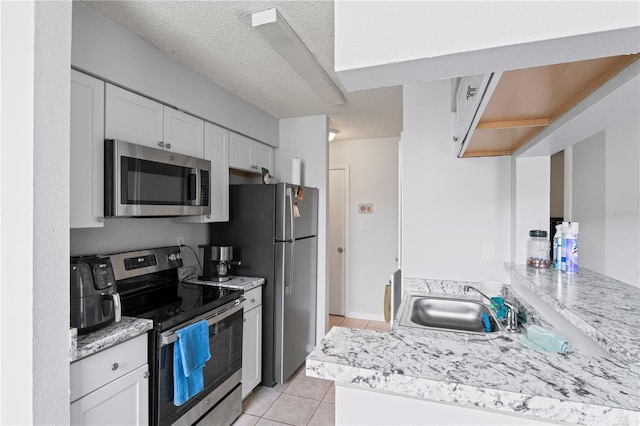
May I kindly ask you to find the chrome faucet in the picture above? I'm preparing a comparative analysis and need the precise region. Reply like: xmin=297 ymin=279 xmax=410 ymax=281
xmin=464 ymin=285 xmax=519 ymax=332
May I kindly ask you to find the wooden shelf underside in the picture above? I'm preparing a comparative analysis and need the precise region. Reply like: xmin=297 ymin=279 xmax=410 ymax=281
xmin=463 ymin=53 xmax=640 ymax=157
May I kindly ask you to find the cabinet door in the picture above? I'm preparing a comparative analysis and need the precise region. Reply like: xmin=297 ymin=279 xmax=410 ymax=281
xmin=105 ymin=84 xmax=163 ymax=149
xmin=242 ymin=306 xmax=262 ymax=399
xmin=177 ymin=122 xmax=229 ymax=223
xmin=70 ymin=364 xmax=149 ymax=426
xmin=254 ymin=142 xmax=274 ymax=176
xmin=207 ymin=123 xmax=230 ymax=222
xmin=163 ymin=106 xmax=205 ymax=157
xmin=229 ymin=132 xmax=255 ymax=172
xmin=70 ymin=70 xmax=105 ymax=228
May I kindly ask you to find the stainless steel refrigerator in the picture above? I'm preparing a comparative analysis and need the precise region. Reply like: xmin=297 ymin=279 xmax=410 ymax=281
xmin=210 ymin=183 xmax=318 ymax=386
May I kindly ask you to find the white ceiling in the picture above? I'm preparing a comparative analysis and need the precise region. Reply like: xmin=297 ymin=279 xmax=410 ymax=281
xmin=82 ymin=0 xmax=403 ymax=143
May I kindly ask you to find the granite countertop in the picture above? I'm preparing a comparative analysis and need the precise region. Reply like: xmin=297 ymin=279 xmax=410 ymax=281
xmin=505 ymin=263 xmax=640 ymax=363
xmin=185 ymin=276 xmax=265 ymax=291
xmin=71 ymin=317 xmax=153 ymax=363
xmin=306 ymin=273 xmax=640 ymax=425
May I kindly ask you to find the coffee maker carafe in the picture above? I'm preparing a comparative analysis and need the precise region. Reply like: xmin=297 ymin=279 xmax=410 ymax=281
xmin=199 ymin=245 xmax=241 ymax=282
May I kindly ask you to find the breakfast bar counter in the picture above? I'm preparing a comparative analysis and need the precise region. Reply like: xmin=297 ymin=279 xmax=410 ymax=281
xmin=306 ymin=268 xmax=640 ymax=425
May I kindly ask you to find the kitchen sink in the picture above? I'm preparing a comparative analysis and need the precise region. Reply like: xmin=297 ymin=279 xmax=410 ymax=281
xmin=398 ymin=295 xmax=500 ymax=334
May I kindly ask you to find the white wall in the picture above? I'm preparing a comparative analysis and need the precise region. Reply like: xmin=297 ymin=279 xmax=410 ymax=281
xmin=1 ymin=1 xmax=71 ymax=424
xmin=277 ymin=116 xmax=329 ymax=343
xmin=330 ymin=137 xmax=399 ymax=320
xmin=512 ymin=157 xmax=551 ymax=265
xmin=72 ymin=3 xmax=279 ymax=147
xmin=335 ymin=1 xmax=640 ymax=90
xmin=71 ymin=219 xmax=208 ymax=262
xmin=572 ymin=132 xmax=606 ymax=275
xmin=402 ymin=81 xmax=511 ymax=283
xmin=569 ymin=106 xmax=640 ymax=286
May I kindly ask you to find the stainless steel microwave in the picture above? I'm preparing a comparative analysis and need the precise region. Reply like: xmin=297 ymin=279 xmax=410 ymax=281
xmin=104 ymin=139 xmax=211 ymax=217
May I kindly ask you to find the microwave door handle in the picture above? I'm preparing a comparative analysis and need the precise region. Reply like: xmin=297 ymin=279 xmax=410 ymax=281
xmin=187 ymin=171 xmax=198 ymax=203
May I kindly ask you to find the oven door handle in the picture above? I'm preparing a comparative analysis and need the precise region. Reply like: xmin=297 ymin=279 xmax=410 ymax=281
xmin=159 ymin=298 xmax=245 ymax=347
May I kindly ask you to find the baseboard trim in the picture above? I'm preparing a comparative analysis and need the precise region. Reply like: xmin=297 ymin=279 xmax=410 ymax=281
xmin=344 ymin=311 xmax=385 ymax=322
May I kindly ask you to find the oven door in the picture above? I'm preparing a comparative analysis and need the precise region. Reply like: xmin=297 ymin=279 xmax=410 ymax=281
xmin=155 ymin=300 xmax=243 ymax=426
xmin=104 ymin=139 xmax=211 ymax=217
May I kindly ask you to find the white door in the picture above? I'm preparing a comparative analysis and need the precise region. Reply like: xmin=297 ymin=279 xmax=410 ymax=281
xmin=329 ymin=167 xmax=347 ymax=316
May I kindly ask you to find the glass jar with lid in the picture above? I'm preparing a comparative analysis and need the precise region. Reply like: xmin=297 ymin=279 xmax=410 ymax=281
xmin=527 ymin=230 xmax=550 ymax=268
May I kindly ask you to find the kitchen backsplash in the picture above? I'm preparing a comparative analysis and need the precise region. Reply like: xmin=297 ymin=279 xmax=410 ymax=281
xmin=70 ymin=218 xmax=209 ymax=258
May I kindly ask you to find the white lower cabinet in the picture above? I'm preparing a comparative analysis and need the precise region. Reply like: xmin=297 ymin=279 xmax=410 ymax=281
xmin=70 ymin=334 xmax=149 ymax=426
xmin=242 ymin=287 xmax=263 ymax=399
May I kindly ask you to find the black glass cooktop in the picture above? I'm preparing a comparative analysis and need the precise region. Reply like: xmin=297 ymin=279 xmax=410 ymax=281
xmin=118 ymin=270 xmax=242 ymax=332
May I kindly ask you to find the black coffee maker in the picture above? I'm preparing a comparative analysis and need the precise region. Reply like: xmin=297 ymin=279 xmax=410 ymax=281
xmin=70 ymin=256 xmax=121 ymax=334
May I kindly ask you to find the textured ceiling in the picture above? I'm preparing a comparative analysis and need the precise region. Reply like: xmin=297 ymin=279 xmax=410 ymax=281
xmin=82 ymin=0 xmax=402 ymax=142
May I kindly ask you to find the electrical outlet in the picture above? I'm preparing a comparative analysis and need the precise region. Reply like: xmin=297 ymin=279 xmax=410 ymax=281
xmin=177 ymin=236 xmax=185 ymax=246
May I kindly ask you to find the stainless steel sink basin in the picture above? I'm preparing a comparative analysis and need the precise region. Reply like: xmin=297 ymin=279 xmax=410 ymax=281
xmin=399 ymin=295 xmax=499 ymax=334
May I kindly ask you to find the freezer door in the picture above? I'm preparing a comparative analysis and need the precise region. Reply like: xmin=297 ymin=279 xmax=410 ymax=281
xmin=276 ymin=184 xmax=318 ymax=241
xmin=274 ymin=237 xmax=317 ymax=384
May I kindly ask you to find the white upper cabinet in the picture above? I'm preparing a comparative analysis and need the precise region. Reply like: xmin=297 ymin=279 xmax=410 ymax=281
xmin=70 ymin=70 xmax=105 ymax=229
xmin=229 ymin=132 xmax=274 ymax=175
xmin=253 ymin=142 xmax=275 ymax=173
xmin=178 ymin=122 xmax=229 ymax=223
xmin=105 ymin=84 xmax=205 ymax=157
xmin=163 ymin=106 xmax=205 ymax=158
xmin=453 ymin=74 xmax=492 ymax=157
xmin=105 ymin=84 xmax=163 ymax=148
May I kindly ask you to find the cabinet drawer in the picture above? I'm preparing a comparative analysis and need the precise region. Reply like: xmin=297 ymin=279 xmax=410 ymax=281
xmin=244 ymin=287 xmax=262 ymax=312
xmin=71 ymin=333 xmax=148 ymax=402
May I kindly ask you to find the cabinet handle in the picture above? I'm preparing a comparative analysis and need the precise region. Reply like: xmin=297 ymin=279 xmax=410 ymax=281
xmin=206 ymin=215 xmax=211 ymax=219
xmin=111 ymin=363 xmax=119 ymax=371
xmin=250 ymin=298 xmax=256 ymax=303
xmin=158 ymin=142 xmax=164 ymax=148
xmin=453 ymin=136 xmax=459 ymax=142
xmin=243 ymin=317 xmax=246 ymax=323
xmin=166 ymin=143 xmax=171 ymax=149
xmin=466 ymin=85 xmax=477 ymax=99
xmin=143 ymin=371 xmax=150 ymax=379
xmin=251 ymin=165 xmax=259 ymax=170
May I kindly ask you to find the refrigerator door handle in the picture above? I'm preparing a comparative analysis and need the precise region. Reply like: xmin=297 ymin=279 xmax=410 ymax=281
xmin=286 ymin=188 xmax=296 ymax=294
xmin=286 ymin=187 xmax=295 ymax=241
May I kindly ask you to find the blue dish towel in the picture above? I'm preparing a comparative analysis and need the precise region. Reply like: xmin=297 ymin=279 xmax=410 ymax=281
xmin=173 ymin=320 xmax=211 ymax=406
xmin=518 ymin=325 xmax=571 ymax=355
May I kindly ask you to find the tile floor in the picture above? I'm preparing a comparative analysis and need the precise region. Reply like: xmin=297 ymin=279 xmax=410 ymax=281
xmin=234 ymin=315 xmax=390 ymax=425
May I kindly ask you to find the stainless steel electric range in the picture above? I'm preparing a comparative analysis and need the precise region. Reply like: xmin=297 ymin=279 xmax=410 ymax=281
xmin=106 ymin=246 xmax=244 ymax=426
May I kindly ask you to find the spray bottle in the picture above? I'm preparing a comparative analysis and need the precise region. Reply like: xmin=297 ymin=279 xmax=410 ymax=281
xmin=564 ymin=222 xmax=579 ymax=273
xmin=553 ymin=224 xmax=563 ymax=270
xmin=560 ymin=222 xmax=570 ymax=271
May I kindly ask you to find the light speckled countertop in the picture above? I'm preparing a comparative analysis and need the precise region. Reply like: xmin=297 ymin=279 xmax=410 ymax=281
xmin=505 ymin=263 xmax=640 ymax=363
xmin=71 ymin=317 xmax=153 ymax=362
xmin=306 ymin=271 xmax=640 ymax=425
xmin=185 ymin=276 xmax=265 ymax=291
